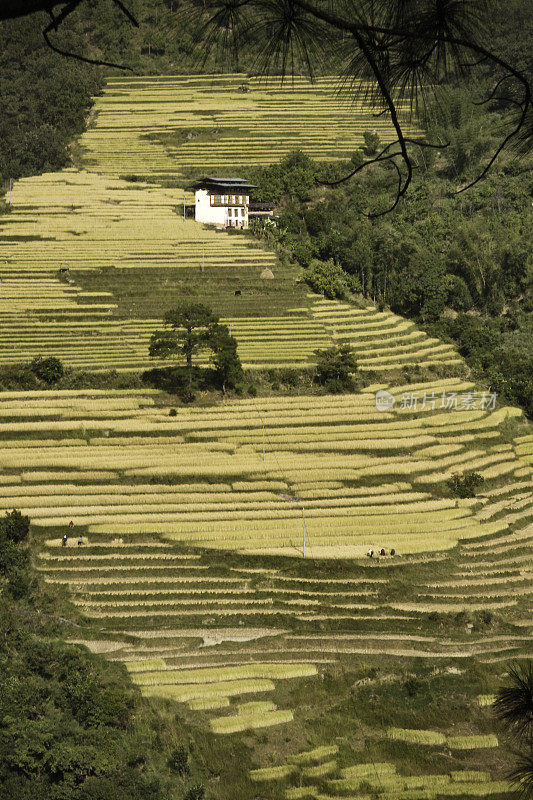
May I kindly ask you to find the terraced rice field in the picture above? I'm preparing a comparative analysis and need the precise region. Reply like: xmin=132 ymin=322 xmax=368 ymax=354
xmin=0 ymin=172 xmax=459 ymax=371
xmin=250 ymin=748 xmax=513 ymax=798
xmin=310 ymin=300 xmax=460 ymax=371
xmin=8 ymin=381 xmax=528 ymax=676
xmin=0 ymin=170 xmax=273 ymax=273
xmin=4 ymin=380 xmax=528 ymax=560
xmin=80 ymin=75 xmax=421 ymax=180
xmin=2 ymin=71 xmax=530 ymax=794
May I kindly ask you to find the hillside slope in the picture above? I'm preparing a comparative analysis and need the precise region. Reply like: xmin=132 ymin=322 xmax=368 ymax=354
xmin=0 ymin=171 xmax=460 ymax=372
xmin=0 ymin=71 xmax=531 ymax=800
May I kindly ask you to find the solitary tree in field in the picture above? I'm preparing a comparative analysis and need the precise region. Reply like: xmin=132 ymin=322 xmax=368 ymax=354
xmin=149 ymin=302 xmax=242 ymax=397
xmin=494 ymin=660 xmax=533 ymax=798
xmin=149 ymin=303 xmax=218 ymax=396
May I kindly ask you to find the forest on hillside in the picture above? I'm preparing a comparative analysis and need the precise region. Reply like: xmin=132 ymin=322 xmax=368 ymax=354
xmin=244 ymin=124 xmax=532 ymax=415
xmin=0 ymin=510 xmax=203 ymax=800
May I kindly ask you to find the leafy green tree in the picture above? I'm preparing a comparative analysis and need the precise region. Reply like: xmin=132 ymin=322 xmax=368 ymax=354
xmin=31 ymin=356 xmax=64 ymax=385
xmin=149 ymin=305 xmax=243 ymax=397
xmin=350 ymin=149 xmax=365 ymax=169
xmin=209 ymin=324 xmax=243 ymax=394
xmin=313 ymin=344 xmax=358 ymax=392
xmin=445 ymin=275 xmax=474 ymax=311
xmin=389 ymin=247 xmax=447 ymax=322
xmin=447 ymin=471 xmax=485 ymax=498
xmin=248 ymin=150 xmax=317 ymax=203
xmin=305 ymin=258 xmax=361 ymax=299
xmin=363 ymin=130 xmax=381 ymax=156
xmin=149 ymin=303 xmax=218 ymax=397
xmin=0 ymin=508 xmax=30 ymax=545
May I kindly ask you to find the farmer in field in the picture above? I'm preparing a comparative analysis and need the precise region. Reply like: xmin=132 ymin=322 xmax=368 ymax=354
xmin=62 ymin=534 xmax=68 ymax=547
xmin=367 ymin=548 xmax=374 ymax=558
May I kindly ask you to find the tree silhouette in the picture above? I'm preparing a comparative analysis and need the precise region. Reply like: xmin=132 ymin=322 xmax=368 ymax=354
xmin=494 ymin=660 xmax=533 ymax=798
xmin=149 ymin=303 xmax=218 ymax=396
xmin=190 ymin=0 xmax=531 ymax=213
xmin=0 ymin=0 xmax=138 ymax=68
xmin=149 ymin=303 xmax=242 ymax=398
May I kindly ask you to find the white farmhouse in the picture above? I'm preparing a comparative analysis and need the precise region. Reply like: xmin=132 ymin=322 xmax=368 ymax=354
xmin=193 ymin=177 xmax=256 ymax=229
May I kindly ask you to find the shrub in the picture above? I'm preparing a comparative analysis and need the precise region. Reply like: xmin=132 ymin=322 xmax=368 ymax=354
xmin=0 ymin=509 xmax=30 ymax=544
xmin=142 ymin=366 xmax=199 ymax=398
xmin=446 ymin=275 xmax=474 ymax=311
xmin=447 ymin=471 xmax=485 ymax=498
xmin=305 ymin=258 xmax=360 ymax=299
xmin=168 ymin=744 xmax=189 ymax=775
xmin=0 ymin=364 xmax=41 ymax=391
xmin=291 ymin=237 xmax=316 ymax=267
xmin=30 ymin=356 xmax=64 ymax=385
xmin=313 ymin=345 xmax=358 ymax=392
xmin=183 ymin=784 xmax=205 ymax=800
xmin=363 ymin=130 xmax=381 ymax=155
xmin=279 ymin=368 xmax=301 ymax=387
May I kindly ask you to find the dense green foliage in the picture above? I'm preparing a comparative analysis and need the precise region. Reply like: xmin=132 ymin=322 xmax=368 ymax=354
xmin=0 ymin=16 xmax=101 ymax=182
xmin=447 ymin=471 xmax=485 ymax=499
xmin=305 ymin=258 xmax=361 ymax=299
xmin=429 ymin=313 xmax=533 ymax=416
xmin=148 ymin=303 xmax=243 ymax=399
xmin=31 ymin=356 xmax=64 ymax=385
xmin=0 ymin=510 xmax=177 ymax=800
xmin=0 ymin=510 xmax=32 ymax=600
xmin=313 ymin=344 xmax=359 ymax=393
xmin=248 ymin=87 xmax=532 ymax=415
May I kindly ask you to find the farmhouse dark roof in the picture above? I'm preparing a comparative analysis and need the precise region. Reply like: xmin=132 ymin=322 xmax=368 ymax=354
xmin=192 ymin=177 xmax=256 ymax=192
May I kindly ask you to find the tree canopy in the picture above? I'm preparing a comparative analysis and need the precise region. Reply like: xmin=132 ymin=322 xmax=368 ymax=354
xmin=149 ymin=302 xmax=243 ymax=398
